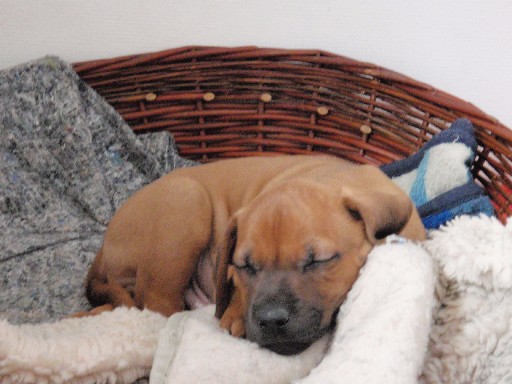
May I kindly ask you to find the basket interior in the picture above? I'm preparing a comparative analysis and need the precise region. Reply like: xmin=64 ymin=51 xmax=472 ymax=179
xmin=74 ymin=46 xmax=512 ymax=221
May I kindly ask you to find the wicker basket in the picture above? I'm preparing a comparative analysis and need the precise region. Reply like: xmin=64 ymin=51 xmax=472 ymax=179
xmin=73 ymin=46 xmax=512 ymax=222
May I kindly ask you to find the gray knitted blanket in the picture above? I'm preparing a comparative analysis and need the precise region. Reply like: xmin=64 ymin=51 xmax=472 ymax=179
xmin=0 ymin=57 xmax=195 ymax=324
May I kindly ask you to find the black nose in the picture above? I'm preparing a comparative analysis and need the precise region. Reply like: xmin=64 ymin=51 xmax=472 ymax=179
xmin=254 ymin=303 xmax=290 ymax=331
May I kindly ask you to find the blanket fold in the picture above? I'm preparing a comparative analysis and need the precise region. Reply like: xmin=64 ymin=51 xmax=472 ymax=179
xmin=0 ymin=308 xmax=167 ymax=384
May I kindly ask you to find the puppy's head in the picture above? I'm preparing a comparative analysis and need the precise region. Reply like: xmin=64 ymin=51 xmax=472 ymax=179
xmin=215 ymin=178 xmax=416 ymax=355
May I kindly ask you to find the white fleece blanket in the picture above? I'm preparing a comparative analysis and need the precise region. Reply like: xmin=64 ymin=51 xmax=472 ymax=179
xmin=421 ymin=215 xmax=512 ymax=383
xmin=0 ymin=308 xmax=167 ymax=383
xmin=1 ymin=215 xmax=511 ymax=384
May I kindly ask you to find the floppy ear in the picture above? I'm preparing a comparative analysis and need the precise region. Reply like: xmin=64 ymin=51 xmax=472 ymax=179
xmin=343 ymin=189 xmax=413 ymax=244
xmin=214 ymin=215 xmax=238 ymax=319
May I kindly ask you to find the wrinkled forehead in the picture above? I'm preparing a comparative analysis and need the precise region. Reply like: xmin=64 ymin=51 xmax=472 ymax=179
xmin=239 ymin=180 xmax=341 ymax=227
xmin=233 ymin=185 xmax=364 ymax=268
xmin=238 ymin=184 xmax=335 ymax=238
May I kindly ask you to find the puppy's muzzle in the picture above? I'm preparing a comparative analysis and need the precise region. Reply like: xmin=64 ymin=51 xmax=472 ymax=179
xmin=246 ymin=283 xmax=331 ymax=355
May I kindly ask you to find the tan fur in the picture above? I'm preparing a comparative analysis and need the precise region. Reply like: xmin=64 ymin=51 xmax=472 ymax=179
xmin=85 ymin=155 xmax=425 ymax=344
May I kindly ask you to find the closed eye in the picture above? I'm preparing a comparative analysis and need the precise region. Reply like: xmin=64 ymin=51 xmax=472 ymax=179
xmin=234 ymin=253 xmax=260 ymax=276
xmin=302 ymin=250 xmax=342 ymax=272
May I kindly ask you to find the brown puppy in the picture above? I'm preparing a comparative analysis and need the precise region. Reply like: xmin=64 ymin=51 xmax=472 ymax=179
xmin=85 ymin=155 xmax=425 ymax=354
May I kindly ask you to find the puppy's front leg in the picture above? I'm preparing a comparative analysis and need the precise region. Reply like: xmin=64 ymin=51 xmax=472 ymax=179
xmin=219 ymin=266 xmax=246 ymax=337
xmin=219 ymin=290 xmax=246 ymax=337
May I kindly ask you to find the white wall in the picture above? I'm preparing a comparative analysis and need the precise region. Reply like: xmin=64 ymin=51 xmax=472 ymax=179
xmin=2 ymin=0 xmax=511 ymax=128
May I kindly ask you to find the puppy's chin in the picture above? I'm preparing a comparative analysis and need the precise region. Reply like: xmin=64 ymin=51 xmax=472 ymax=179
xmin=248 ymin=323 xmax=334 ymax=356
xmin=261 ymin=341 xmax=312 ymax=355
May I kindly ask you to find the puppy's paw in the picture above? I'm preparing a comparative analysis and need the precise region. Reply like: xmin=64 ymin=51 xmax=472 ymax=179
xmin=67 ymin=304 xmax=114 ymax=318
xmin=219 ymin=308 xmax=246 ymax=337
xmin=218 ymin=266 xmax=247 ymax=337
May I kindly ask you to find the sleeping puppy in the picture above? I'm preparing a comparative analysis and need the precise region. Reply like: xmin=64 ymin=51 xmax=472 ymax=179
xmin=85 ymin=155 xmax=425 ymax=355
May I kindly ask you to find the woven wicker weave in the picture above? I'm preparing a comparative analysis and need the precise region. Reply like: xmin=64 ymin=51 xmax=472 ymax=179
xmin=73 ymin=46 xmax=512 ymax=222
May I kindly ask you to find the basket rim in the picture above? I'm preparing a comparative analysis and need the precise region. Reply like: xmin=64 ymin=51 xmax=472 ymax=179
xmin=74 ymin=45 xmax=511 ymax=140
